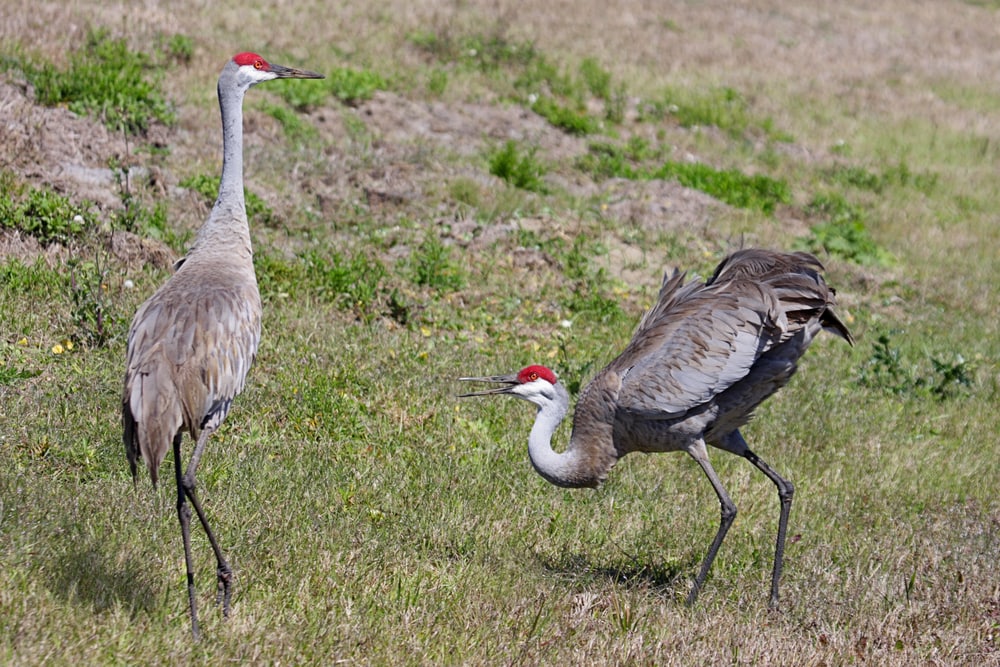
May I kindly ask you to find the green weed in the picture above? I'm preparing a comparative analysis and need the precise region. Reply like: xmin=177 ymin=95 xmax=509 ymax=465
xmin=0 ymin=365 xmax=40 ymax=386
xmin=305 ymin=249 xmax=387 ymax=321
xmin=857 ymin=331 xmax=975 ymax=400
xmin=530 ymin=97 xmax=599 ymax=135
xmin=796 ymin=193 xmax=894 ymax=266
xmin=67 ymin=253 xmax=123 ymax=347
xmin=652 ymin=161 xmax=791 ymax=213
xmin=0 ymin=175 xmax=92 ymax=246
xmin=575 ymin=142 xmax=790 ymax=213
xmin=488 ymin=141 xmax=548 ymax=193
xmin=428 ymin=68 xmax=449 ymax=96
xmin=559 ymin=237 xmax=624 ymax=325
xmin=260 ymin=102 xmax=321 ymax=146
xmin=161 ymin=34 xmax=194 ymax=65
xmin=409 ymin=234 xmax=466 ymax=292
xmin=106 ymin=158 xmax=179 ymax=249
xmin=641 ymin=85 xmax=792 ymax=142
xmin=326 ymin=67 xmax=387 ymax=106
xmin=575 ymin=137 xmax=665 ymax=179
xmin=0 ymin=258 xmax=64 ymax=296
xmin=17 ymin=28 xmax=174 ymax=134
xmin=579 ymin=57 xmax=612 ymax=102
xmin=825 ymin=162 xmax=938 ymax=195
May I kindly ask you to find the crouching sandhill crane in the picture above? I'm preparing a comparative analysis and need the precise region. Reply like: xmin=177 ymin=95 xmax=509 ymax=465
xmin=123 ymin=53 xmax=322 ymax=639
xmin=460 ymin=249 xmax=853 ymax=609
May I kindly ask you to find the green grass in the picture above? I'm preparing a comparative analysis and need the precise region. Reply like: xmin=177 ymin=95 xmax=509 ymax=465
xmin=796 ymin=193 xmax=895 ymax=266
xmin=0 ymin=173 xmax=93 ymax=245
xmin=2 ymin=3 xmax=1000 ymax=665
xmin=8 ymin=28 xmax=175 ymax=134
xmin=487 ymin=140 xmax=548 ymax=192
xmin=577 ymin=141 xmax=792 ymax=214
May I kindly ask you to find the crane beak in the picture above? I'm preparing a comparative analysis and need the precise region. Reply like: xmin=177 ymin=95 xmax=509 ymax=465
xmin=269 ymin=63 xmax=325 ymax=79
xmin=457 ymin=373 xmax=519 ymax=397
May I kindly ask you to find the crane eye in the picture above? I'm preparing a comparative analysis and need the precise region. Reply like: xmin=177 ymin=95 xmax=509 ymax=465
xmin=529 ymin=372 xmax=538 ymax=381
xmin=254 ymin=60 xmax=264 ymax=70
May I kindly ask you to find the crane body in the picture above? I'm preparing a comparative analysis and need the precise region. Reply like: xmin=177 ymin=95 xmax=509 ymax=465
xmin=123 ymin=52 xmax=323 ymax=639
xmin=460 ymin=249 xmax=853 ymax=608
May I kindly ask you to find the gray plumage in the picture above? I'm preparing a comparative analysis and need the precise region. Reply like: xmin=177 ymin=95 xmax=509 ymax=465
xmin=122 ymin=52 xmax=322 ymax=639
xmin=460 ymin=249 xmax=853 ymax=609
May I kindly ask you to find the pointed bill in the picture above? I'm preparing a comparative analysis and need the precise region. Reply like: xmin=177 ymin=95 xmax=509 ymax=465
xmin=270 ymin=63 xmax=325 ymax=79
xmin=457 ymin=373 xmax=519 ymax=397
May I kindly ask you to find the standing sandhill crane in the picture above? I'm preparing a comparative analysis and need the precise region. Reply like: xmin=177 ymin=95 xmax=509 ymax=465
xmin=123 ymin=52 xmax=322 ymax=638
xmin=459 ymin=249 xmax=853 ymax=609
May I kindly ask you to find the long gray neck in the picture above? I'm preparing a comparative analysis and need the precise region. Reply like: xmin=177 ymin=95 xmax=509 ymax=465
xmin=215 ymin=67 xmax=248 ymax=216
xmin=186 ymin=62 xmax=252 ymax=262
xmin=527 ymin=377 xmax=620 ymax=489
xmin=527 ymin=382 xmax=577 ymax=486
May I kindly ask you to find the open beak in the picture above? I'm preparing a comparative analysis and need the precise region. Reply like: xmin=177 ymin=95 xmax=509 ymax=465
xmin=457 ymin=373 xmax=519 ymax=397
xmin=270 ymin=63 xmax=325 ymax=79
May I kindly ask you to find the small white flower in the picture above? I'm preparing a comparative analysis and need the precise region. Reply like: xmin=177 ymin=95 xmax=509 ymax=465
xmin=527 ymin=93 xmax=538 ymax=105
xmin=73 ymin=214 xmax=84 ymax=224
xmin=560 ymin=319 xmax=572 ymax=329
xmin=123 ymin=279 xmax=134 ymax=289
xmin=468 ymin=48 xmax=477 ymax=57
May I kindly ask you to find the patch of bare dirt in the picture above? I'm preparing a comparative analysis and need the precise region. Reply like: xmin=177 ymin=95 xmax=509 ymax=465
xmin=359 ymin=90 xmax=589 ymax=163
xmin=596 ymin=178 xmax=725 ymax=234
xmin=0 ymin=81 xmax=159 ymax=210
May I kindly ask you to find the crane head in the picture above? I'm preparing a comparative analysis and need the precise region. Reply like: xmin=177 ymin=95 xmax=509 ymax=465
xmin=458 ymin=365 xmax=559 ymax=403
xmin=231 ymin=52 xmax=324 ymax=84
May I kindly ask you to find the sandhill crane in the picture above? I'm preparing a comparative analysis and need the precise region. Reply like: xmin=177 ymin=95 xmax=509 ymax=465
xmin=122 ymin=52 xmax=323 ymax=638
xmin=460 ymin=249 xmax=853 ymax=609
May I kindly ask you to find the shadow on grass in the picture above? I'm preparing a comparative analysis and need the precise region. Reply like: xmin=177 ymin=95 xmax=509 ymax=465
xmin=535 ymin=551 xmax=693 ymax=597
xmin=45 ymin=530 xmax=159 ymax=617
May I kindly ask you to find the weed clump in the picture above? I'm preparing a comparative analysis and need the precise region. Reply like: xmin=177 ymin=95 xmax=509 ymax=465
xmin=796 ymin=193 xmax=894 ymax=266
xmin=488 ymin=141 xmax=548 ymax=193
xmin=16 ymin=28 xmax=174 ymax=135
xmin=0 ymin=174 xmax=92 ymax=246
xmin=858 ymin=331 xmax=974 ymax=400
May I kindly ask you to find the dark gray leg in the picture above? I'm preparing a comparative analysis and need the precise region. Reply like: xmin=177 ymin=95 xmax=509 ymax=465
xmin=724 ymin=430 xmax=794 ymax=610
xmin=686 ymin=439 xmax=737 ymax=606
xmin=173 ymin=432 xmax=200 ymax=640
xmin=181 ymin=426 xmax=233 ymax=617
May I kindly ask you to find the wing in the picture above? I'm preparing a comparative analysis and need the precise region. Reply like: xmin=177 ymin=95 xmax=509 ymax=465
xmin=122 ymin=274 xmax=261 ymax=483
xmin=610 ymin=273 xmax=786 ymax=419
xmin=707 ymin=248 xmax=824 ymax=285
xmin=709 ymin=248 xmax=853 ymax=345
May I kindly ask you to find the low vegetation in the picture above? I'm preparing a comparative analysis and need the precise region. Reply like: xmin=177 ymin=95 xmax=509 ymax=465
xmin=4 ymin=28 xmax=175 ymax=134
xmin=0 ymin=3 xmax=998 ymax=665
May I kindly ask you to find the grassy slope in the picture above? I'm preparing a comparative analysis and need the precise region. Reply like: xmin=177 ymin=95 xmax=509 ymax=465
xmin=1 ymin=1 xmax=999 ymax=664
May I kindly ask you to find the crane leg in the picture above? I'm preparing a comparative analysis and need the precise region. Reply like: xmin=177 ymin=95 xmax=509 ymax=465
xmin=724 ymin=430 xmax=794 ymax=610
xmin=743 ymin=446 xmax=793 ymax=610
xmin=173 ymin=432 xmax=201 ymax=640
xmin=181 ymin=427 xmax=234 ymax=618
xmin=685 ymin=439 xmax=737 ymax=606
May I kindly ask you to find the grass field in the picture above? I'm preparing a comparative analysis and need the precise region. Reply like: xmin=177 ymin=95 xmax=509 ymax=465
xmin=1 ymin=1 xmax=999 ymax=664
